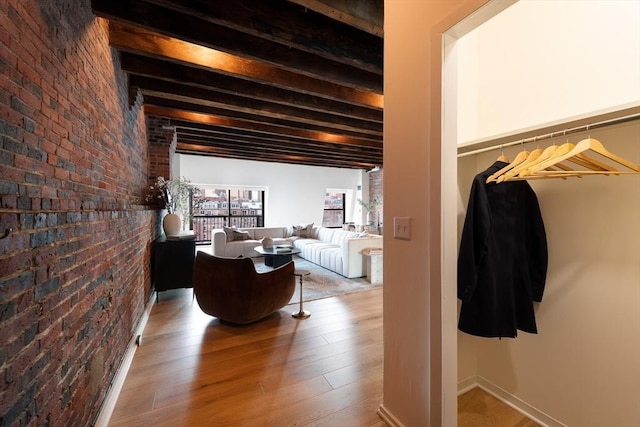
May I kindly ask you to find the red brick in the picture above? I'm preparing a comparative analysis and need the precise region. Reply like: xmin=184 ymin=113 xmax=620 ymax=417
xmin=1 ymin=1 xmax=156 ymax=425
xmin=0 ymin=251 xmax=31 ymax=275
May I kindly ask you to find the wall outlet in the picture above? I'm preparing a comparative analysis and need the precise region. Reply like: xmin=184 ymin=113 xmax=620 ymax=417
xmin=394 ymin=217 xmax=411 ymax=240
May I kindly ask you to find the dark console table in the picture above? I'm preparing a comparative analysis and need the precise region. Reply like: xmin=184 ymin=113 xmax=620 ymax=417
xmin=153 ymin=234 xmax=196 ymax=296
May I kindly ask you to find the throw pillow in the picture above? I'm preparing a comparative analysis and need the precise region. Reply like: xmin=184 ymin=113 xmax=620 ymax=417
xmin=231 ymin=230 xmax=250 ymax=241
xmin=293 ymin=223 xmax=314 ymax=238
xmin=223 ymin=225 xmax=237 ymax=242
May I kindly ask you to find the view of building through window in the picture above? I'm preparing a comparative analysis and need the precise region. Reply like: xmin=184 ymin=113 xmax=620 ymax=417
xmin=323 ymin=192 xmax=345 ymax=228
xmin=190 ymin=188 xmax=346 ymax=241
xmin=192 ymin=187 xmax=265 ymax=243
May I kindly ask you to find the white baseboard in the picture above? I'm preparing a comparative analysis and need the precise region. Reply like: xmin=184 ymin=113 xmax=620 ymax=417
xmin=458 ymin=375 xmax=567 ymax=427
xmin=93 ymin=292 xmax=155 ymax=427
xmin=377 ymin=404 xmax=405 ymax=427
xmin=457 ymin=375 xmax=478 ymax=395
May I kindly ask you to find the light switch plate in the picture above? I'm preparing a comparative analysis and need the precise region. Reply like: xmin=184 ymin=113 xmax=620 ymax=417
xmin=394 ymin=217 xmax=411 ymax=240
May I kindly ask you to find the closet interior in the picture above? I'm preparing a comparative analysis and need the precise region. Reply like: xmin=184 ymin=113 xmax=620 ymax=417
xmin=448 ymin=2 xmax=639 ymax=426
xmin=456 ymin=116 xmax=640 ymax=427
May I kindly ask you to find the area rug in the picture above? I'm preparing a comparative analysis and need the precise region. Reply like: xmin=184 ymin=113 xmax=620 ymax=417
xmin=252 ymin=256 xmax=382 ymax=304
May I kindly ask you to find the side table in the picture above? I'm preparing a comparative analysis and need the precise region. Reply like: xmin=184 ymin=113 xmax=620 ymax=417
xmin=153 ymin=234 xmax=196 ymax=298
xmin=292 ymin=270 xmax=311 ymax=319
xmin=361 ymin=247 xmax=383 ymax=285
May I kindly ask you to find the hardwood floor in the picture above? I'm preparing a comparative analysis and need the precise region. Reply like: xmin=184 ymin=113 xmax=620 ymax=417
xmin=109 ymin=287 xmax=540 ymax=426
xmin=458 ymin=387 xmax=540 ymax=427
xmin=108 ymin=288 xmax=387 ymax=427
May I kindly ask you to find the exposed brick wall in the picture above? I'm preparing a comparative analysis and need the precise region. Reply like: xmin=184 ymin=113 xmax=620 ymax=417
xmin=369 ymin=168 xmax=383 ymax=226
xmin=0 ymin=1 xmax=160 ymax=425
xmin=147 ymin=115 xmax=177 ymax=182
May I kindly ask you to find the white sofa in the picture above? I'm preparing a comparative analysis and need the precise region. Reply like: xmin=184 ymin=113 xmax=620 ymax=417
xmin=211 ymin=226 xmax=383 ymax=278
xmin=211 ymin=226 xmax=291 ymax=259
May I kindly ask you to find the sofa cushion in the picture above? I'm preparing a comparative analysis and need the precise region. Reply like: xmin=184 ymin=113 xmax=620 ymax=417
xmin=224 ymin=240 xmax=261 ymax=258
xmin=293 ymin=223 xmax=314 ymax=238
xmin=223 ymin=226 xmax=237 ymax=242
xmin=298 ymin=240 xmax=338 ymax=265
xmin=331 ymin=229 xmax=359 ymax=245
xmin=230 ymin=229 xmax=251 ymax=241
xmin=320 ymin=247 xmax=344 ymax=275
xmin=253 ymin=227 xmax=286 ymax=239
xmin=316 ymin=227 xmax=335 ymax=243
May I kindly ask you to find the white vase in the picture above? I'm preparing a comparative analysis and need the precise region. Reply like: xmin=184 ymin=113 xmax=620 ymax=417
xmin=163 ymin=213 xmax=181 ymax=236
xmin=262 ymin=236 xmax=274 ymax=249
xmin=366 ymin=211 xmax=374 ymax=225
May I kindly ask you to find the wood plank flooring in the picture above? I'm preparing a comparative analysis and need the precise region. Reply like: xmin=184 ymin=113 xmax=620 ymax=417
xmin=458 ymin=387 xmax=541 ymax=427
xmin=109 ymin=288 xmax=386 ymax=427
xmin=109 ymin=287 xmax=540 ymax=426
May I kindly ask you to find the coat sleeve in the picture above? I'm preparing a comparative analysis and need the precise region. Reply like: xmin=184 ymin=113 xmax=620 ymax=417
xmin=525 ymin=187 xmax=548 ymax=302
xmin=457 ymin=177 xmax=491 ymax=302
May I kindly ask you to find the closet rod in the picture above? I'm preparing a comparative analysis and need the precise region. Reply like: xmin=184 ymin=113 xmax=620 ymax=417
xmin=457 ymin=113 xmax=640 ymax=158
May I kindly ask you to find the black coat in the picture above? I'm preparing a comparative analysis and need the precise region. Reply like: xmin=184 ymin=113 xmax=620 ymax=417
xmin=458 ymin=161 xmax=548 ymax=338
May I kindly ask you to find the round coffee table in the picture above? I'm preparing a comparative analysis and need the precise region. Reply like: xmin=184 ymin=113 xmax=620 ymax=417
xmin=254 ymin=245 xmax=301 ymax=268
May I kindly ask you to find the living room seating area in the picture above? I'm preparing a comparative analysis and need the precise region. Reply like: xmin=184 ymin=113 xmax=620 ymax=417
xmin=211 ymin=225 xmax=383 ymax=279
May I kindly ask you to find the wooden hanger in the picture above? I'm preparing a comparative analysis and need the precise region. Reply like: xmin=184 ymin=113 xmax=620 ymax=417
xmin=525 ymin=138 xmax=640 ymax=176
xmin=486 ymin=137 xmax=640 ymax=183
xmin=498 ymin=145 xmax=584 ymax=181
xmin=569 ymin=138 xmax=640 ymax=171
xmin=486 ymin=149 xmax=529 ymax=183
xmin=496 ymin=148 xmax=543 ymax=183
xmin=518 ymin=142 xmax=577 ymax=177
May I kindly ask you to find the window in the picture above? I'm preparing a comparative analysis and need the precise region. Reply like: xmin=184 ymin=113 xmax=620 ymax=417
xmin=322 ymin=192 xmax=345 ymax=228
xmin=191 ymin=187 xmax=265 ymax=243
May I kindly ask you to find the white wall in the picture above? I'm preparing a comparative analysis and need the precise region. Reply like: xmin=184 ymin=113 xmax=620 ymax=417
xmin=175 ymin=154 xmax=366 ymax=227
xmin=456 ymin=0 xmax=640 ymax=145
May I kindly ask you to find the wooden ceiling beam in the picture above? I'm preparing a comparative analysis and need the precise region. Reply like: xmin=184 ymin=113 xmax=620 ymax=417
xmin=168 ymin=120 xmax=381 ymax=154
xmin=108 ymin=22 xmax=383 ymax=108
xmin=121 ymin=53 xmax=382 ymax=122
xmin=139 ymin=0 xmax=382 ymax=72
xmin=133 ymin=78 xmax=382 ymax=135
xmin=170 ymin=119 xmax=382 ymax=151
xmin=143 ymin=96 xmax=382 ymax=140
xmin=287 ymin=0 xmax=383 ymax=36
xmin=175 ymin=132 xmax=381 ymax=162
xmin=92 ymin=0 xmax=381 ymax=91
xmin=144 ymin=105 xmax=383 ymax=145
xmin=176 ymin=136 xmax=379 ymax=165
xmin=175 ymin=127 xmax=382 ymax=156
xmin=176 ymin=143 xmax=375 ymax=169
xmin=92 ymin=0 xmax=386 ymax=169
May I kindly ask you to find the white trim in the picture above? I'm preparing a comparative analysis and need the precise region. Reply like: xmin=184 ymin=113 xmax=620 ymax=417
xmin=445 ymin=0 xmax=516 ymax=39
xmin=457 ymin=375 xmax=568 ymax=427
xmin=93 ymin=293 xmax=155 ymax=427
xmin=457 ymin=102 xmax=640 ymax=156
xmin=377 ymin=404 xmax=405 ymax=427
xmin=456 ymin=375 xmax=478 ymax=395
xmin=441 ymin=2 xmax=518 ymax=424
xmin=441 ymin=31 xmax=460 ymax=426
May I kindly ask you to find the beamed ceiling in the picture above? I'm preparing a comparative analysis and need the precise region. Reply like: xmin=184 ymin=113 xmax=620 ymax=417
xmin=91 ymin=0 xmax=384 ymax=170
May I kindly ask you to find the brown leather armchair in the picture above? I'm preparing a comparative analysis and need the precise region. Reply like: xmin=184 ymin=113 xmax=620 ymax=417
xmin=193 ymin=252 xmax=296 ymax=325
